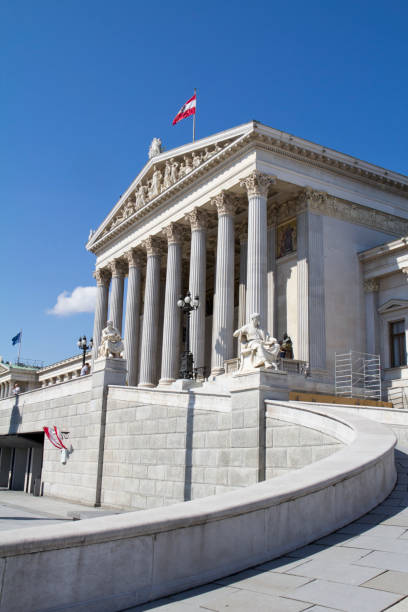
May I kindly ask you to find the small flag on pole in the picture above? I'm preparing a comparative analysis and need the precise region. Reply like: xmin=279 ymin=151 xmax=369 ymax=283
xmin=172 ymin=92 xmax=197 ymax=126
xmin=11 ymin=332 xmax=21 ymax=346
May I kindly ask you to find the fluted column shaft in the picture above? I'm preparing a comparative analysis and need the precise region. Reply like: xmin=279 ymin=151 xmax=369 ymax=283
xmin=240 ymin=171 xmax=275 ymax=330
xmin=124 ymin=251 xmax=142 ymax=386
xmin=139 ymin=238 xmax=161 ymax=387
xmin=267 ymin=226 xmax=277 ymax=337
xmin=92 ymin=268 xmax=111 ymax=360
xmin=160 ymin=224 xmax=182 ymax=384
xmin=109 ymin=260 xmax=127 ymax=334
xmin=238 ymin=238 xmax=247 ymax=329
xmin=188 ymin=209 xmax=207 ymax=374
xmin=211 ymin=193 xmax=236 ymax=375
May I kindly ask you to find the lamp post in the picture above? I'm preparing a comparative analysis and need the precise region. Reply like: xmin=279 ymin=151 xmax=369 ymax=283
xmin=177 ymin=292 xmax=199 ymax=379
xmin=77 ymin=336 xmax=93 ymax=366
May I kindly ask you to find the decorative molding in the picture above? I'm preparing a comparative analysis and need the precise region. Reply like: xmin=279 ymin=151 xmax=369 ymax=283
xmin=109 ymin=259 xmax=127 ymax=277
xmin=124 ymin=249 xmax=142 ymax=268
xmin=142 ymin=236 xmax=162 ymax=257
xmin=212 ymin=190 xmax=237 ymax=217
xmin=93 ymin=268 xmax=111 ymax=286
xmin=163 ymin=222 xmax=183 ymax=244
xmin=297 ymin=187 xmax=408 ymax=236
xmin=378 ymin=298 xmax=408 ymax=314
xmin=364 ymin=279 xmax=380 ymax=293
xmin=188 ymin=207 xmax=208 ymax=231
xmin=240 ymin=170 xmax=276 ymax=198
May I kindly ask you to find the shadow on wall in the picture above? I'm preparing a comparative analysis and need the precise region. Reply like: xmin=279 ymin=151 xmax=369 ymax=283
xmin=184 ymin=391 xmax=196 ymax=502
xmin=8 ymin=395 xmax=21 ymax=434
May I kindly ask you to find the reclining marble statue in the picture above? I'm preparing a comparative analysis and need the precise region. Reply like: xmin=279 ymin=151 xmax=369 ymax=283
xmin=233 ymin=313 xmax=281 ymax=372
xmin=98 ymin=321 xmax=124 ymax=358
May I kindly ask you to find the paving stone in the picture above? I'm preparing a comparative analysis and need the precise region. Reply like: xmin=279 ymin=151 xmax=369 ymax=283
xmin=290 ymin=579 xmax=402 ymax=612
xmin=341 ymin=535 xmax=408 ymax=554
xmin=315 ymin=533 xmax=356 ymax=546
xmin=288 ymin=558 xmax=384 ymax=585
xmin=385 ymin=597 xmax=408 ymax=611
xmin=362 ymin=570 xmax=408 ymax=595
xmin=215 ymin=569 xmax=312 ymax=595
xmin=181 ymin=588 xmax=311 ymax=611
xmin=337 ymin=524 xmax=407 ymax=539
xmin=255 ymin=556 xmax=311 ymax=574
xmin=355 ymin=550 xmax=408 ymax=572
xmin=287 ymin=544 xmax=327 ymax=558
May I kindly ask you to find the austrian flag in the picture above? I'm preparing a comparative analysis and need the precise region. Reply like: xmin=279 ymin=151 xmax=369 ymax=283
xmin=172 ymin=93 xmax=196 ymax=125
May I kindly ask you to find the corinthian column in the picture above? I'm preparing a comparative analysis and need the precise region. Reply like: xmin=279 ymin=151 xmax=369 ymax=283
xmin=109 ymin=259 xmax=127 ymax=334
xmin=211 ymin=192 xmax=236 ymax=375
xmin=188 ymin=208 xmax=207 ymax=375
xmin=139 ymin=236 xmax=161 ymax=387
xmin=92 ymin=267 xmax=111 ymax=360
xmin=124 ymin=250 xmax=142 ymax=386
xmin=160 ymin=223 xmax=183 ymax=384
xmin=240 ymin=171 xmax=276 ymax=329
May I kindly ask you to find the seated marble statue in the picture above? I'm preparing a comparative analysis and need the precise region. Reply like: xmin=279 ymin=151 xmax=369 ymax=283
xmin=233 ymin=313 xmax=280 ymax=372
xmin=98 ymin=321 xmax=124 ymax=358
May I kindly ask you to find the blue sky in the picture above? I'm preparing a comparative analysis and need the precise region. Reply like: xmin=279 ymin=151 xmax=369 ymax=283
xmin=1 ymin=0 xmax=407 ymax=365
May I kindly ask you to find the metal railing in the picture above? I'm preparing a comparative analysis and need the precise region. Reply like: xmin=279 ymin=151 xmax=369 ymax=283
xmin=335 ymin=351 xmax=381 ymax=400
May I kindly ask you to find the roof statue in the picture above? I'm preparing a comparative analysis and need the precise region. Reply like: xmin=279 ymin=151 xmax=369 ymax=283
xmin=148 ymin=137 xmax=163 ymax=159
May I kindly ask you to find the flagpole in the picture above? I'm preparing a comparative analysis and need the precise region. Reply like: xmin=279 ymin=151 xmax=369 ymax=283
xmin=193 ymin=88 xmax=196 ymax=142
xmin=17 ymin=329 xmax=22 ymax=365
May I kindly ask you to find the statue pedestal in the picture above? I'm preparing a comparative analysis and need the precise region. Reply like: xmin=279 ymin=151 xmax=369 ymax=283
xmin=92 ymin=357 xmax=127 ymax=389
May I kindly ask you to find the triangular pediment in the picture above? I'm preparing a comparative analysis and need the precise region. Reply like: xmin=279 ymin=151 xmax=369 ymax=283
xmin=87 ymin=122 xmax=255 ymax=251
xmin=0 ymin=363 xmax=10 ymax=375
xmin=378 ymin=298 xmax=408 ymax=314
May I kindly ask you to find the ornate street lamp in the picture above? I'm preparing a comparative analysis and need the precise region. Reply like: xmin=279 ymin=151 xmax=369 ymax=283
xmin=177 ymin=292 xmax=199 ymax=379
xmin=77 ymin=335 xmax=93 ymax=366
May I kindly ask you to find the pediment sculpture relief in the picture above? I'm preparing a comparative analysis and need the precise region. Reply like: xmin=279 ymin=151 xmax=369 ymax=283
xmin=102 ymin=140 xmax=231 ymax=237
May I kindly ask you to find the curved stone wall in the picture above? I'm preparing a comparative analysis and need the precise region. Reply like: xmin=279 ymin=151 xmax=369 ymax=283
xmin=0 ymin=402 xmax=396 ymax=612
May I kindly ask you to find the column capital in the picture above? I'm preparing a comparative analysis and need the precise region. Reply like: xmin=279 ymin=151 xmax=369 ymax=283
xmin=188 ymin=207 xmax=208 ymax=231
xmin=142 ymin=235 xmax=162 ymax=257
xmin=211 ymin=191 xmax=237 ymax=217
xmin=364 ymin=279 xmax=380 ymax=293
xmin=124 ymin=249 xmax=142 ymax=268
xmin=109 ymin=258 xmax=127 ymax=278
xmin=297 ymin=187 xmax=332 ymax=214
xmin=240 ymin=170 xmax=276 ymax=198
xmin=163 ymin=222 xmax=183 ymax=244
xmin=93 ymin=267 xmax=111 ymax=286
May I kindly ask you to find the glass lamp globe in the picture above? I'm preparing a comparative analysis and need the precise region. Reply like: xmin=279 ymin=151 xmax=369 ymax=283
xmin=177 ymin=299 xmax=184 ymax=308
xmin=184 ymin=294 xmax=191 ymax=304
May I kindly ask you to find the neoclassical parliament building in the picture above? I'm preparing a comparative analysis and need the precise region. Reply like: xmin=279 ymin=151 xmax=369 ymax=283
xmin=0 ymin=120 xmax=407 ymax=508
xmin=87 ymin=120 xmax=408 ymax=396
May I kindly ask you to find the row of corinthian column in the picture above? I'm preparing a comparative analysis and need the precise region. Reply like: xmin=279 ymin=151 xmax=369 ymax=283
xmin=92 ymin=171 xmax=327 ymax=385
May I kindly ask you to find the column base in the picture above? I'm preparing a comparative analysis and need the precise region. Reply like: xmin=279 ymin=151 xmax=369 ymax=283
xmin=158 ymin=378 xmax=176 ymax=386
xmin=138 ymin=382 xmax=156 ymax=388
xmin=210 ymin=367 xmax=225 ymax=377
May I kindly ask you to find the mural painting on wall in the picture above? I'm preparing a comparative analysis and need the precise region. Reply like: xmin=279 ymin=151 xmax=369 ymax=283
xmin=277 ymin=218 xmax=297 ymax=258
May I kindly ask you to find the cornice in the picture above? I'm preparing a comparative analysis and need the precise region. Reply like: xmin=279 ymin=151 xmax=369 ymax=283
xmin=358 ymin=236 xmax=408 ymax=262
xmin=87 ymin=121 xmax=408 ymax=255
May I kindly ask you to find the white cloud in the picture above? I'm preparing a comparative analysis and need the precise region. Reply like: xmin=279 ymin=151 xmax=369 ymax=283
xmin=47 ymin=286 xmax=97 ymax=316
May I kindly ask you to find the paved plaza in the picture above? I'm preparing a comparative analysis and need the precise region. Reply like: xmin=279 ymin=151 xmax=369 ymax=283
xmin=126 ymin=447 xmax=408 ymax=612
xmin=1 ymin=447 xmax=407 ymax=611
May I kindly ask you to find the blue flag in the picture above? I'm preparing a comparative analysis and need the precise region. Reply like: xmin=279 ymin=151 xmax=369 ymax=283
xmin=11 ymin=332 xmax=21 ymax=346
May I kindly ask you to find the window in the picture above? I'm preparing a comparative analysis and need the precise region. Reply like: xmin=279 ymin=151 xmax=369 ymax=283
xmin=390 ymin=320 xmax=407 ymax=367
